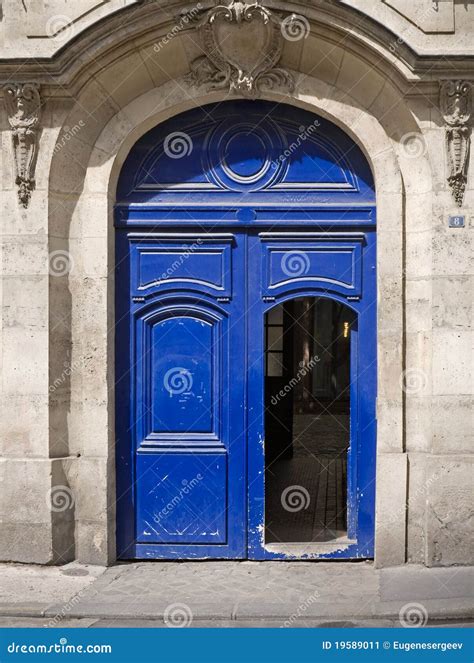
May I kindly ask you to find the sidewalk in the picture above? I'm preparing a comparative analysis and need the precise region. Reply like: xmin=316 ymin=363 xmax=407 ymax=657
xmin=0 ymin=561 xmax=472 ymax=628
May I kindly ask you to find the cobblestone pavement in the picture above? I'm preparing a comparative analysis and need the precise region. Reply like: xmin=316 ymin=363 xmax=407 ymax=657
xmin=0 ymin=561 xmax=472 ymax=627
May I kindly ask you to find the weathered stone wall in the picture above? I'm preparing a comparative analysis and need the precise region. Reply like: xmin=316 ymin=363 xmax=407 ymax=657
xmin=1 ymin=1 xmax=473 ymax=58
xmin=0 ymin=1 xmax=472 ymax=567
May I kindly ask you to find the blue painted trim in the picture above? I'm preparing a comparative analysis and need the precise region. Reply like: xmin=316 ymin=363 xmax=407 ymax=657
xmin=115 ymin=207 xmax=376 ymax=227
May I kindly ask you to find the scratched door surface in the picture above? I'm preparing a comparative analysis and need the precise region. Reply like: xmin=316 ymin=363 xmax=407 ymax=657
xmin=115 ymin=232 xmax=247 ymax=559
xmin=115 ymin=100 xmax=377 ymax=560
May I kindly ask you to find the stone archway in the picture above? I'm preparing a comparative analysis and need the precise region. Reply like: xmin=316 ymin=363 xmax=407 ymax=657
xmin=45 ymin=64 xmax=432 ymax=565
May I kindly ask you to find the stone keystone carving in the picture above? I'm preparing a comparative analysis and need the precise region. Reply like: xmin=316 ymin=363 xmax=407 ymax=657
xmin=185 ymin=1 xmax=299 ymax=98
xmin=440 ymin=80 xmax=472 ymax=207
xmin=4 ymin=83 xmax=42 ymax=208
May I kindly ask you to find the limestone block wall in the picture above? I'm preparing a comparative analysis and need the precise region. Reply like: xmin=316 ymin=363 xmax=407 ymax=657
xmin=1 ymin=0 xmax=473 ymax=59
xmin=342 ymin=0 xmax=474 ymax=54
xmin=401 ymin=95 xmax=473 ymax=567
xmin=0 ymin=1 xmax=472 ymax=567
xmin=0 ymin=96 xmax=76 ymax=563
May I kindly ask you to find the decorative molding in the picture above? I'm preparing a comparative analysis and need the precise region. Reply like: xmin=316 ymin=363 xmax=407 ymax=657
xmin=4 ymin=82 xmax=41 ymax=208
xmin=185 ymin=1 xmax=298 ymax=98
xmin=440 ymin=80 xmax=472 ymax=207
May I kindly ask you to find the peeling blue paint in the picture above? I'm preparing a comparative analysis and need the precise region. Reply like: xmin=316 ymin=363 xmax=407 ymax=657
xmin=115 ymin=101 xmax=376 ymax=561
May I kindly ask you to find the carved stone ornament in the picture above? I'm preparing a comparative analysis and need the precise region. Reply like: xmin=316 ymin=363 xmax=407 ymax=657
xmin=440 ymin=80 xmax=472 ymax=207
xmin=185 ymin=1 xmax=299 ymax=98
xmin=4 ymin=83 xmax=42 ymax=208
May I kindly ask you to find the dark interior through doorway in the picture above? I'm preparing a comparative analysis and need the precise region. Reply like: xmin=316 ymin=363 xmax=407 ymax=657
xmin=264 ymin=297 xmax=355 ymax=544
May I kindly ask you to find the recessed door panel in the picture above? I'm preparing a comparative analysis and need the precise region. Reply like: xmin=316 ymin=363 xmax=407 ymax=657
xmin=129 ymin=235 xmax=234 ymax=298
xmin=260 ymin=233 xmax=363 ymax=298
xmin=149 ymin=314 xmax=215 ymax=435
xmin=136 ymin=452 xmax=227 ymax=544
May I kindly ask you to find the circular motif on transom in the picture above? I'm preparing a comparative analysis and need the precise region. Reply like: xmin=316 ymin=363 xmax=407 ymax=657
xmin=205 ymin=119 xmax=286 ymax=192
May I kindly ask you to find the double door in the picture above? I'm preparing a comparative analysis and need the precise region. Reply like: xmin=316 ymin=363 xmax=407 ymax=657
xmin=115 ymin=229 xmax=376 ymax=560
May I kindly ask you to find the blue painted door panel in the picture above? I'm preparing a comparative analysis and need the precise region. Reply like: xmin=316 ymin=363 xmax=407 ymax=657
xmin=115 ymin=100 xmax=377 ymax=561
xmin=136 ymin=453 xmax=227 ymax=545
xmin=116 ymin=232 xmax=247 ymax=559
xmin=247 ymin=231 xmax=377 ymax=560
xmin=116 ymin=101 xmax=375 ymax=209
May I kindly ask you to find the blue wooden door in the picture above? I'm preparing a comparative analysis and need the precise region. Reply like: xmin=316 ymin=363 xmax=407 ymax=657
xmin=116 ymin=233 xmax=247 ymax=559
xmin=115 ymin=101 xmax=376 ymax=560
xmin=246 ymin=231 xmax=377 ymax=559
